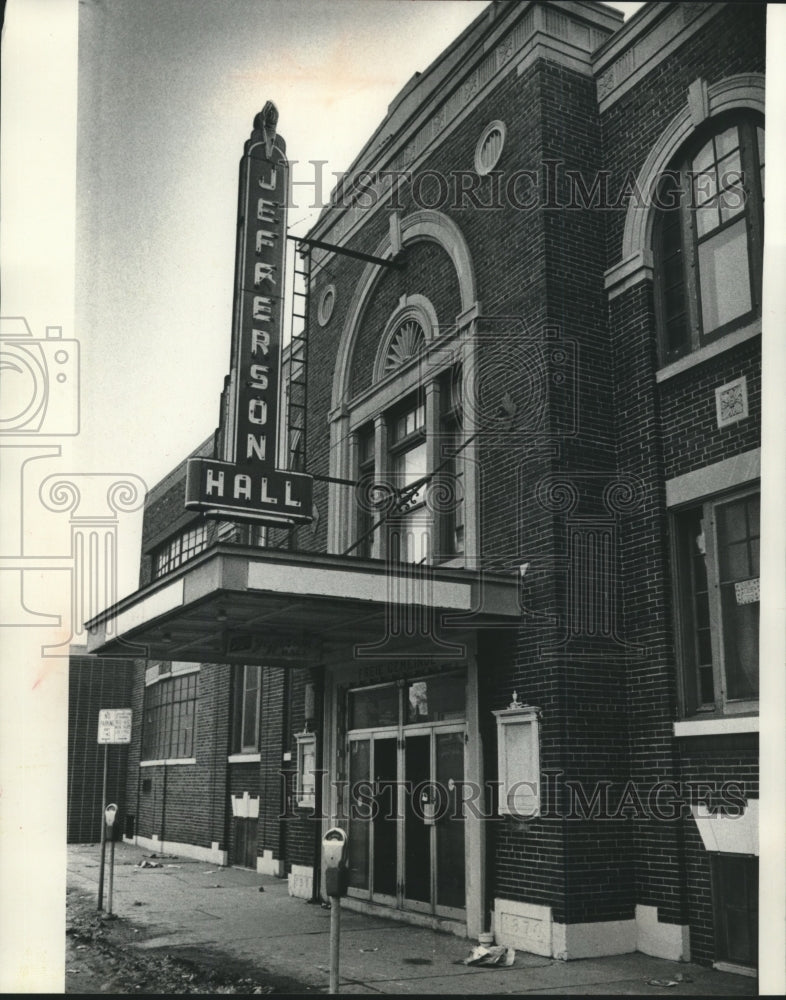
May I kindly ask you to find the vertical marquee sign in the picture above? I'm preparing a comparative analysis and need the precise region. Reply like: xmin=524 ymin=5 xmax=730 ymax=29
xmin=186 ymin=103 xmax=313 ymax=525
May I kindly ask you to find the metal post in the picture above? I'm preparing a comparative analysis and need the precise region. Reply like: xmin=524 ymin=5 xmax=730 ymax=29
xmin=97 ymin=744 xmax=108 ymax=910
xmin=107 ymin=836 xmax=116 ymax=916
xmin=329 ymin=896 xmax=341 ymax=994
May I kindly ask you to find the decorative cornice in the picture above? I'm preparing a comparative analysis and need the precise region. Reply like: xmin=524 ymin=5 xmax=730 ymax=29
xmin=594 ymin=3 xmax=721 ymax=112
xmin=309 ymin=2 xmax=619 ymax=266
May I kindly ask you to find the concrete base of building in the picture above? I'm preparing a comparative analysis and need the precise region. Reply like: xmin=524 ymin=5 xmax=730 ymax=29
xmin=256 ymin=849 xmax=284 ymax=877
xmin=287 ymin=864 xmax=313 ymax=899
xmin=342 ymin=896 xmax=467 ymax=938
xmin=129 ymin=834 xmax=228 ymax=866
xmin=636 ymin=905 xmax=691 ymax=962
xmin=492 ymin=899 xmax=691 ymax=962
xmin=553 ymin=919 xmax=638 ymax=960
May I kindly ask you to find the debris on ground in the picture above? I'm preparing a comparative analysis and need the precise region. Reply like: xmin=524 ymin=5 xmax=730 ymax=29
xmin=464 ymin=944 xmax=516 ymax=967
xmin=647 ymin=973 xmax=693 ymax=987
xmin=65 ymin=887 xmax=287 ymax=994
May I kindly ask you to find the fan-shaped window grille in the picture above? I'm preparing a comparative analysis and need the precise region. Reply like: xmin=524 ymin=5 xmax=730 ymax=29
xmin=383 ymin=319 xmax=426 ymax=375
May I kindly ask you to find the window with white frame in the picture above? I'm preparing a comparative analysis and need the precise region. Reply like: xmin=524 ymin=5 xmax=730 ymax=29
xmin=351 ymin=366 xmax=465 ymax=565
xmin=142 ymin=663 xmax=199 ymax=760
xmin=153 ymin=523 xmax=208 ymax=578
xmin=232 ymin=665 xmax=262 ymax=754
xmin=673 ymin=488 xmax=759 ymax=716
xmin=295 ymin=731 xmax=317 ymax=808
xmin=388 ymin=394 xmax=429 ymax=563
xmin=654 ymin=114 xmax=764 ymax=365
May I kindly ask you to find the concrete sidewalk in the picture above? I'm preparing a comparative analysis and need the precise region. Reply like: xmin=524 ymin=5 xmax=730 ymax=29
xmin=67 ymin=842 xmax=757 ymax=995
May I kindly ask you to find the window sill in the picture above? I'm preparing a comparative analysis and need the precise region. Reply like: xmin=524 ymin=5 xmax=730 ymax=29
xmin=655 ymin=321 xmax=760 ymax=383
xmin=673 ymin=717 xmax=758 ymax=737
xmin=436 ymin=556 xmax=465 ymax=569
xmin=228 ymin=753 xmax=261 ymax=763
xmin=140 ymin=757 xmax=196 ymax=766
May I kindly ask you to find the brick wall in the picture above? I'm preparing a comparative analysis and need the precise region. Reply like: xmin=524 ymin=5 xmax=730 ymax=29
xmin=601 ymin=3 xmax=767 ymax=269
xmin=68 ymin=653 xmax=135 ymax=842
xmin=678 ymin=733 xmax=758 ymax=964
xmin=129 ymin=663 xmax=230 ymax=851
xmin=602 ymin=1 xmax=763 ymax=949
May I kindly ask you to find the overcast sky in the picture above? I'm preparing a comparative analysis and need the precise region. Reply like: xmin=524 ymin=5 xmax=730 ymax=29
xmin=6 ymin=0 xmax=643 ymax=601
xmin=3 ymin=3 xmax=786 ymax=990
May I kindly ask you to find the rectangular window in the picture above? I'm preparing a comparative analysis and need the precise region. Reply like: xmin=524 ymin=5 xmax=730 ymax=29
xmin=674 ymin=490 xmax=759 ymax=716
xmin=437 ymin=368 xmax=464 ymax=561
xmin=142 ymin=671 xmax=199 ymax=760
xmin=348 ymin=683 xmax=399 ymax=729
xmin=154 ymin=524 xmax=208 ymax=578
xmin=356 ymin=423 xmax=376 ymax=558
xmin=233 ymin=665 xmax=262 ymax=753
xmin=295 ymin=732 xmax=317 ymax=808
xmin=388 ymin=396 xmax=428 ymax=563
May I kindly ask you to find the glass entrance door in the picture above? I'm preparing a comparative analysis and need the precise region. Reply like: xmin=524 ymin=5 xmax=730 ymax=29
xmin=346 ymin=730 xmax=466 ymax=916
xmin=403 ymin=726 xmax=465 ymax=917
xmin=346 ymin=733 xmax=398 ymax=906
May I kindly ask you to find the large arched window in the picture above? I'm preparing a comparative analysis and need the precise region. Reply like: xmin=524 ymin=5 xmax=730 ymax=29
xmin=350 ymin=291 xmax=465 ymax=567
xmin=654 ymin=114 xmax=764 ymax=364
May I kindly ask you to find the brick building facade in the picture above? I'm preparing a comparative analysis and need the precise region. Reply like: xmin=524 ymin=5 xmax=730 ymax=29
xmin=86 ymin=1 xmax=764 ymax=974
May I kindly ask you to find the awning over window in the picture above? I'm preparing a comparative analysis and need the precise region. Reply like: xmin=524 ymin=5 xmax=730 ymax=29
xmin=85 ymin=546 xmax=520 ymax=665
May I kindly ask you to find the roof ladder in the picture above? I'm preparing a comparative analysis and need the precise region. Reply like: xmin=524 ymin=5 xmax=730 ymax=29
xmin=286 ymin=244 xmax=311 ymax=473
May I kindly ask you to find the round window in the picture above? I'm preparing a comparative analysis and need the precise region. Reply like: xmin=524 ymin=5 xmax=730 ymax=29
xmin=317 ymin=284 xmax=336 ymax=327
xmin=474 ymin=120 xmax=506 ymax=176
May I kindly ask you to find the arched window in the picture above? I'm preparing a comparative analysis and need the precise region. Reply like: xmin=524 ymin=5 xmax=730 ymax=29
xmin=654 ymin=114 xmax=764 ymax=364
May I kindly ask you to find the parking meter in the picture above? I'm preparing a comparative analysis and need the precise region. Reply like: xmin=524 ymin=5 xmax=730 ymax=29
xmin=105 ymin=803 xmax=121 ymax=841
xmin=323 ymin=827 xmax=348 ymax=898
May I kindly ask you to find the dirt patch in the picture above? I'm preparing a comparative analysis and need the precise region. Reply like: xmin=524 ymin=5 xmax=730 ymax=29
xmin=65 ymin=886 xmax=317 ymax=994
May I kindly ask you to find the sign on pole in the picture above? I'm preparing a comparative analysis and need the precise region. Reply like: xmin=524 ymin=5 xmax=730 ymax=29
xmin=97 ymin=708 xmax=133 ymax=745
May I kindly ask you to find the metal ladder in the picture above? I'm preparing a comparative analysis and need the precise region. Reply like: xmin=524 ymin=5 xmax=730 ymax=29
xmin=286 ymin=243 xmax=311 ymax=473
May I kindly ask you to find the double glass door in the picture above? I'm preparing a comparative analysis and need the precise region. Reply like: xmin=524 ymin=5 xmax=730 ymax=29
xmin=343 ymin=675 xmax=466 ymax=918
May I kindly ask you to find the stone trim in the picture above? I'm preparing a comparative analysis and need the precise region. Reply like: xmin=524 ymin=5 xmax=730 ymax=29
xmin=132 ymin=834 xmax=227 ymax=866
xmin=655 ymin=322 xmax=761 ymax=383
xmin=604 ymin=249 xmax=653 ymax=298
xmin=553 ymin=918 xmax=637 ymax=960
xmin=140 ymin=757 xmax=195 ymax=767
xmin=309 ymin=3 xmax=619 ymax=261
xmin=674 ymin=716 xmax=759 ymax=737
xmin=665 ymin=448 xmax=760 ymax=507
xmin=635 ymin=905 xmax=691 ymax=962
xmin=692 ymin=799 xmax=759 ymax=856
xmin=288 ymin=864 xmax=314 ymax=899
xmin=617 ymin=74 xmax=765 ymax=266
xmin=257 ymin=849 xmax=284 ymax=877
xmin=595 ymin=3 xmax=721 ymax=112
xmin=330 ymin=210 xmax=475 ymax=412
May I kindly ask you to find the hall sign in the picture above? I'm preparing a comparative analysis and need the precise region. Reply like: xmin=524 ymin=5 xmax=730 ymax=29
xmin=186 ymin=103 xmax=313 ymax=525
